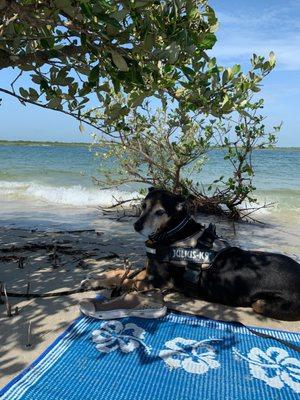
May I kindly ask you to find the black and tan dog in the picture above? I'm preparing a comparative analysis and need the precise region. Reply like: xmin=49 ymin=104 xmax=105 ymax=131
xmin=130 ymin=188 xmax=300 ymax=321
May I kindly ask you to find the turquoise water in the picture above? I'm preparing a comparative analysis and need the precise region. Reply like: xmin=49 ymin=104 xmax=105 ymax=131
xmin=0 ymin=144 xmax=299 ymax=216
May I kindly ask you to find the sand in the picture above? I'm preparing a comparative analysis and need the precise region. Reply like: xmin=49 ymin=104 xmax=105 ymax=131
xmin=1 ymin=215 xmax=300 ymax=388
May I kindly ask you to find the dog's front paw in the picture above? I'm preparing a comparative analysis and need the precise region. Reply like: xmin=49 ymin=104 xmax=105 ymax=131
xmin=80 ymin=269 xmax=125 ymax=290
xmin=80 ymin=277 xmax=99 ymax=290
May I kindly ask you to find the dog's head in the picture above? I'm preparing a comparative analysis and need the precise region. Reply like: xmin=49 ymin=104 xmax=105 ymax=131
xmin=134 ymin=187 xmax=188 ymax=237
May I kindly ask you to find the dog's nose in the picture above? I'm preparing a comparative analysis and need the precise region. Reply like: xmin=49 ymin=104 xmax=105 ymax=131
xmin=134 ymin=221 xmax=142 ymax=232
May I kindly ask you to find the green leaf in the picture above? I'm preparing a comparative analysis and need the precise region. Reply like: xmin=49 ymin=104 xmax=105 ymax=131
xmin=40 ymin=80 xmax=49 ymax=91
xmin=111 ymin=52 xmax=129 ymax=72
xmin=98 ymin=82 xmax=110 ymax=92
xmin=251 ymin=85 xmax=261 ymax=93
xmin=129 ymin=93 xmax=145 ymax=107
xmin=31 ymin=75 xmax=43 ymax=84
xmin=165 ymin=42 xmax=181 ymax=64
xmin=222 ymin=70 xmax=229 ymax=85
xmin=47 ymin=97 xmax=61 ymax=108
xmin=79 ymin=122 xmax=84 ymax=133
xmin=19 ymin=87 xmax=28 ymax=98
xmin=80 ymin=2 xmax=93 ymax=18
xmin=40 ymin=38 xmax=50 ymax=49
xmin=269 ymin=51 xmax=276 ymax=67
xmin=89 ymin=64 xmax=100 ymax=84
xmin=199 ymin=33 xmax=217 ymax=50
xmin=54 ymin=0 xmax=70 ymax=8
xmin=110 ymin=9 xmax=128 ymax=21
xmin=97 ymin=14 xmax=122 ymax=29
xmin=111 ymin=77 xmax=121 ymax=92
xmin=20 ymin=64 xmax=34 ymax=72
xmin=188 ymin=6 xmax=199 ymax=19
xmin=29 ymin=88 xmax=39 ymax=101
xmin=144 ymin=32 xmax=154 ymax=52
xmin=181 ymin=66 xmax=195 ymax=77
xmin=231 ymin=64 xmax=241 ymax=75
xmin=131 ymin=0 xmax=150 ymax=8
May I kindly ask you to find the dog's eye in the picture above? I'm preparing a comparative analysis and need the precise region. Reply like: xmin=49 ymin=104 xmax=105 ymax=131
xmin=141 ymin=202 xmax=146 ymax=210
xmin=155 ymin=209 xmax=165 ymax=216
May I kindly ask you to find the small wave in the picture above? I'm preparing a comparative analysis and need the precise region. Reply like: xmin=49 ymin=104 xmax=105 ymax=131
xmin=0 ymin=181 xmax=139 ymax=207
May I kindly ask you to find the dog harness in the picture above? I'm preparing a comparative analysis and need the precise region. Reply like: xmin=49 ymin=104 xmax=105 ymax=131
xmin=145 ymin=218 xmax=231 ymax=289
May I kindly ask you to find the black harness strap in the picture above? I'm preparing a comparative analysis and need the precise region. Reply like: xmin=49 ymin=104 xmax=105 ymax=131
xmin=236 ymin=322 xmax=300 ymax=353
xmin=169 ymin=308 xmax=300 ymax=353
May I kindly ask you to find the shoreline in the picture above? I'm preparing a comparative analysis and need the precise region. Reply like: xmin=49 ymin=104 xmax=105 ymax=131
xmin=0 ymin=198 xmax=299 ymax=258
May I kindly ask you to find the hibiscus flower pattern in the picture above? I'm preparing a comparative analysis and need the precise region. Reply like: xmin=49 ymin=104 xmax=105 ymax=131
xmin=92 ymin=320 xmax=151 ymax=354
xmin=159 ymin=337 xmax=220 ymax=375
xmin=233 ymin=346 xmax=300 ymax=393
xmin=91 ymin=319 xmax=300 ymax=395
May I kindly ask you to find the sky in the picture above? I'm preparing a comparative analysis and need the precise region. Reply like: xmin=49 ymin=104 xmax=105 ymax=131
xmin=0 ymin=0 xmax=299 ymax=146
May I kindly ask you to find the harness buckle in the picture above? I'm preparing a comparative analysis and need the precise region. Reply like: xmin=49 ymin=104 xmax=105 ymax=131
xmin=145 ymin=247 xmax=156 ymax=255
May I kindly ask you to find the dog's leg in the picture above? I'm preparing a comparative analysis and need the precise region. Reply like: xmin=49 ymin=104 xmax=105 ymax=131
xmin=252 ymin=297 xmax=300 ymax=321
xmin=81 ymin=268 xmax=126 ymax=289
xmin=122 ymin=269 xmax=154 ymax=292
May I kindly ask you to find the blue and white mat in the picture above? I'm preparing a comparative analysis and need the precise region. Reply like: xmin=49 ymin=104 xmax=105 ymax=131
xmin=1 ymin=313 xmax=299 ymax=400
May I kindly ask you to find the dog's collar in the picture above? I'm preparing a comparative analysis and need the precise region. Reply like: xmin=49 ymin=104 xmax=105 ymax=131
xmin=148 ymin=216 xmax=200 ymax=244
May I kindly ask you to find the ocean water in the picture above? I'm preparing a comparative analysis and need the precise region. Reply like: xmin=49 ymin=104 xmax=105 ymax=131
xmin=0 ymin=143 xmax=299 ymax=227
xmin=1 ymin=144 xmax=299 ymax=205
xmin=0 ymin=143 xmax=299 ymax=255
xmin=0 ymin=143 xmax=138 ymax=207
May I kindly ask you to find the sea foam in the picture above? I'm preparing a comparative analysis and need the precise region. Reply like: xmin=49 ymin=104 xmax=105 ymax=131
xmin=0 ymin=181 xmax=139 ymax=207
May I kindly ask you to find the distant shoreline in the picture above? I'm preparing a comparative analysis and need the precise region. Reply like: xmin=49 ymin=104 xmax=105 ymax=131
xmin=0 ymin=139 xmax=299 ymax=150
xmin=0 ymin=139 xmax=90 ymax=147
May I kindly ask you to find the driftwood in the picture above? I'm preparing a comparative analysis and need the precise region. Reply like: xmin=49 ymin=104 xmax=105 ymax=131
xmin=1 ymin=243 xmax=71 ymax=253
xmin=1 ymin=283 xmax=110 ymax=299
xmin=53 ymin=229 xmax=97 ymax=234
xmin=0 ymin=255 xmax=19 ymax=262
xmin=0 ymin=242 xmax=108 ymax=256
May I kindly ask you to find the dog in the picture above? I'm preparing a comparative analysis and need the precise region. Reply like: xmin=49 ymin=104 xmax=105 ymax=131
xmin=131 ymin=187 xmax=300 ymax=321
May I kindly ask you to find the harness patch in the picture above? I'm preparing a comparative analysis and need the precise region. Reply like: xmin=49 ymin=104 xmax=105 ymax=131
xmin=170 ymin=247 xmax=214 ymax=264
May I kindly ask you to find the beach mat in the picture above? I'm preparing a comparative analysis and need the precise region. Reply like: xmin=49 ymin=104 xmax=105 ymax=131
xmin=1 ymin=313 xmax=300 ymax=400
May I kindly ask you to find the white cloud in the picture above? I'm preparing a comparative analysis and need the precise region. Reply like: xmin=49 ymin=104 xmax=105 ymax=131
xmin=211 ymin=36 xmax=300 ymax=71
xmin=212 ymin=4 xmax=300 ymax=71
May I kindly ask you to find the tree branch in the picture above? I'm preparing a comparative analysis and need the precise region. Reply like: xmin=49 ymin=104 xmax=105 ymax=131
xmin=0 ymin=87 xmax=116 ymax=138
xmin=0 ymin=44 xmax=82 ymax=70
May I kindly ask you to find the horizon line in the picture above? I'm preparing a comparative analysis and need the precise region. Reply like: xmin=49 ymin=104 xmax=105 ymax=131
xmin=0 ymin=139 xmax=299 ymax=149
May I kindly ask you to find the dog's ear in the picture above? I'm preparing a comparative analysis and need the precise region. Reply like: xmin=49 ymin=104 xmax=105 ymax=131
xmin=148 ymin=186 xmax=155 ymax=193
xmin=176 ymin=202 xmax=185 ymax=211
xmin=175 ymin=194 xmax=187 ymax=211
